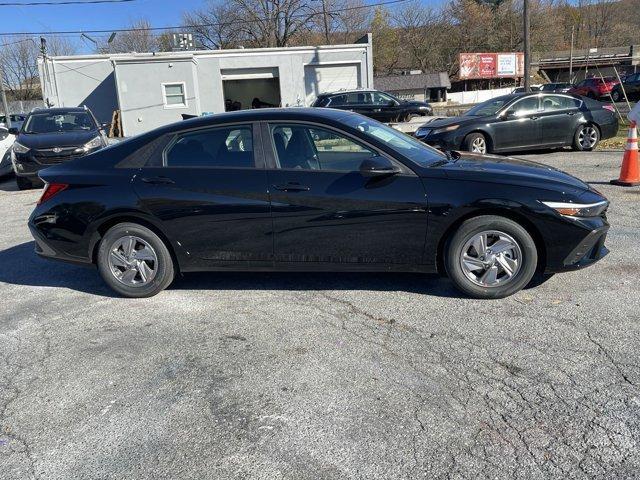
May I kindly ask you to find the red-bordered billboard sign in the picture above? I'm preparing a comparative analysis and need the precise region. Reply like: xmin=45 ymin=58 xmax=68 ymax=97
xmin=459 ymin=53 xmax=524 ymax=79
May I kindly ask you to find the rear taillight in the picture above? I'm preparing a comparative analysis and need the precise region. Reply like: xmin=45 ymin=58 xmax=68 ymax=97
xmin=602 ymin=104 xmax=615 ymax=113
xmin=38 ymin=183 xmax=68 ymax=205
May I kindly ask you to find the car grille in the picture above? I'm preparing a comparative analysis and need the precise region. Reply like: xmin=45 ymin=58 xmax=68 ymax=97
xmin=32 ymin=147 xmax=83 ymax=165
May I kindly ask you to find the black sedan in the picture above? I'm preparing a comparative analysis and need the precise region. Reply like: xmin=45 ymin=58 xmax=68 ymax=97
xmin=29 ymin=108 xmax=609 ymax=299
xmin=415 ymin=93 xmax=618 ymax=154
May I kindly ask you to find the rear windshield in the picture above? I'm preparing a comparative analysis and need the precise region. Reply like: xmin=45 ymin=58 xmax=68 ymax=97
xmin=24 ymin=112 xmax=96 ymax=134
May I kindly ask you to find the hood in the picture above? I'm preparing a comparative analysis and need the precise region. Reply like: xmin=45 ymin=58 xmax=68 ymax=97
xmin=434 ymin=152 xmax=590 ymax=193
xmin=17 ymin=130 xmax=98 ymax=149
xmin=421 ymin=116 xmax=476 ymax=129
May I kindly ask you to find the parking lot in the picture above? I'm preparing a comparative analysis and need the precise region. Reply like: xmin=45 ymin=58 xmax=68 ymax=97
xmin=0 ymin=150 xmax=639 ymax=479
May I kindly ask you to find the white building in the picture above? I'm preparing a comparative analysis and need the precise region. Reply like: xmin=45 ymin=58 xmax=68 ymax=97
xmin=38 ymin=35 xmax=373 ymax=137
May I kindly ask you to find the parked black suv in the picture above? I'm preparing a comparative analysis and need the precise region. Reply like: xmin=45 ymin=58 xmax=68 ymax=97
xmin=10 ymin=107 xmax=108 ymax=190
xmin=311 ymin=89 xmax=432 ymax=123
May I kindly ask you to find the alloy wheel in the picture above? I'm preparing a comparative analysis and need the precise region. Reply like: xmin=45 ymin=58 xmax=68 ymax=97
xmin=471 ymin=137 xmax=487 ymax=154
xmin=578 ymin=126 xmax=598 ymax=149
xmin=108 ymin=235 xmax=158 ymax=287
xmin=459 ymin=230 xmax=522 ymax=287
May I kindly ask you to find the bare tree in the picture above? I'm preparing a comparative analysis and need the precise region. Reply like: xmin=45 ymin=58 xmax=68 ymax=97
xmin=0 ymin=36 xmax=76 ymax=101
xmin=183 ymin=1 xmax=243 ymax=49
xmin=99 ymin=19 xmax=164 ymax=54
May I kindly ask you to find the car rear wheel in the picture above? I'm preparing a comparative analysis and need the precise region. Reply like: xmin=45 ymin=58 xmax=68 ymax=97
xmin=97 ymin=222 xmax=175 ymax=298
xmin=445 ymin=215 xmax=538 ymax=299
xmin=573 ymin=124 xmax=600 ymax=151
xmin=463 ymin=133 xmax=489 ymax=154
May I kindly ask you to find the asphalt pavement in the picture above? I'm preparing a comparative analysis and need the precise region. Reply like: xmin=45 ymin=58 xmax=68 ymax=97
xmin=0 ymin=150 xmax=639 ymax=479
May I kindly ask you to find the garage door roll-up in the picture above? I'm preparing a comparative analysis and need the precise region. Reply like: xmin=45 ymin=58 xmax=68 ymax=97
xmin=304 ymin=64 xmax=361 ymax=105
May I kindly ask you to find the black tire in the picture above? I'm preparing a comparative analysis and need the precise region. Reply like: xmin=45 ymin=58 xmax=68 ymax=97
xmin=16 ymin=176 xmax=33 ymax=190
xmin=611 ymin=90 xmax=621 ymax=102
xmin=97 ymin=222 xmax=175 ymax=298
xmin=445 ymin=215 xmax=538 ymax=299
xmin=572 ymin=124 xmax=600 ymax=151
xmin=403 ymin=113 xmax=416 ymax=122
xmin=462 ymin=132 xmax=489 ymax=154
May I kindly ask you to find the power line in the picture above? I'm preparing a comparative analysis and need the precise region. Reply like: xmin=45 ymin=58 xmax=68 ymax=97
xmin=0 ymin=0 xmax=136 ymax=5
xmin=0 ymin=0 xmax=407 ymax=36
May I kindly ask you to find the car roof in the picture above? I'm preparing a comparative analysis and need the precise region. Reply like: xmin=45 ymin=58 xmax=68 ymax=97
xmin=29 ymin=107 xmax=90 ymax=115
xmin=317 ymin=89 xmax=380 ymax=97
xmin=160 ymin=107 xmax=356 ymax=132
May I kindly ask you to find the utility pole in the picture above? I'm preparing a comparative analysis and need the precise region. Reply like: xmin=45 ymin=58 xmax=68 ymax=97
xmin=569 ymin=26 xmax=574 ymax=82
xmin=320 ymin=0 xmax=330 ymax=45
xmin=0 ymin=66 xmax=11 ymax=129
xmin=523 ymin=0 xmax=531 ymax=92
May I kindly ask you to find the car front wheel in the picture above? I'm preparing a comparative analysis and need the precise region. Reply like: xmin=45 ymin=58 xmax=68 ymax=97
xmin=97 ymin=222 xmax=175 ymax=298
xmin=463 ymin=132 xmax=489 ymax=154
xmin=445 ymin=215 xmax=538 ymax=299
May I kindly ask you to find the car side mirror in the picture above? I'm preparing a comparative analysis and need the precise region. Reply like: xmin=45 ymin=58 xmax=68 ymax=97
xmin=0 ymin=127 xmax=7 ymax=140
xmin=8 ymin=127 xmax=19 ymax=135
xmin=388 ymin=100 xmax=398 ymax=107
xmin=359 ymin=156 xmax=401 ymax=177
xmin=503 ymin=110 xmax=516 ymax=120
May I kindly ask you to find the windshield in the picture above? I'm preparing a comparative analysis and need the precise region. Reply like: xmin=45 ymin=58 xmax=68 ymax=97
xmin=24 ymin=112 xmax=96 ymax=134
xmin=464 ymin=96 xmax=512 ymax=117
xmin=340 ymin=114 xmax=446 ymax=166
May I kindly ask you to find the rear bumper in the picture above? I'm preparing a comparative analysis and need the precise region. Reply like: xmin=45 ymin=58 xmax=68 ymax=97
xmin=599 ymin=119 xmax=619 ymax=140
xmin=28 ymin=217 xmax=93 ymax=266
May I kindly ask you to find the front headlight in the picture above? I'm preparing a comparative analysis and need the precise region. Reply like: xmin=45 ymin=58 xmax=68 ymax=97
xmin=12 ymin=141 xmax=30 ymax=154
xmin=432 ymin=125 xmax=459 ymax=135
xmin=418 ymin=106 xmax=430 ymax=111
xmin=415 ymin=128 xmax=430 ymax=137
xmin=75 ymin=136 xmax=103 ymax=153
xmin=541 ymin=200 xmax=609 ymax=218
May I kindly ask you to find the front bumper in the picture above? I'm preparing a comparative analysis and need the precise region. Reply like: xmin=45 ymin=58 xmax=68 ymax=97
xmin=558 ymin=224 xmax=609 ymax=270
xmin=544 ymin=214 xmax=610 ymax=273
xmin=414 ymin=130 xmax=461 ymax=150
xmin=12 ymin=146 xmax=100 ymax=178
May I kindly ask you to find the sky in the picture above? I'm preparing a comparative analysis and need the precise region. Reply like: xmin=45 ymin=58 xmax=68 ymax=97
xmin=0 ymin=0 xmax=440 ymax=53
xmin=0 ymin=0 xmax=207 ymax=49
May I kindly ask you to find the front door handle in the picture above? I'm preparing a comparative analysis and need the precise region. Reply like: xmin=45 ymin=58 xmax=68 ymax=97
xmin=272 ymin=183 xmax=310 ymax=192
xmin=566 ymin=111 xmax=577 ymax=116
xmin=530 ymin=116 xmax=539 ymax=120
xmin=141 ymin=176 xmax=175 ymax=185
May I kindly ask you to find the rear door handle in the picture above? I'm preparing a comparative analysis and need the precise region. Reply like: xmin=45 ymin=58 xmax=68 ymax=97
xmin=566 ymin=111 xmax=577 ymax=116
xmin=530 ymin=116 xmax=539 ymax=120
xmin=141 ymin=176 xmax=175 ymax=185
xmin=272 ymin=183 xmax=310 ymax=192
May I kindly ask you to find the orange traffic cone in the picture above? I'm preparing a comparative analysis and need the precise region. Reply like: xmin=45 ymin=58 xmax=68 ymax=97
xmin=611 ymin=121 xmax=640 ymax=186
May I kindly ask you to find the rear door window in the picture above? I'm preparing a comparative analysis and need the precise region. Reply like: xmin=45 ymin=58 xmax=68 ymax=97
xmin=165 ymin=125 xmax=254 ymax=168
xmin=541 ymin=95 xmax=581 ymax=111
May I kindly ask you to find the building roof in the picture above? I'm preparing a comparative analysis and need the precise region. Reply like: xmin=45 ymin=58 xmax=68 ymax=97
xmin=374 ymin=72 xmax=451 ymax=92
xmin=39 ymin=40 xmax=370 ymax=63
